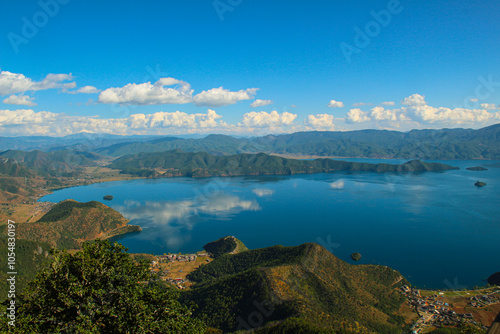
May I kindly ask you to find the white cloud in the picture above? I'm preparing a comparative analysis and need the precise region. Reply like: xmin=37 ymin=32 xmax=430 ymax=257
xmin=342 ymin=94 xmax=500 ymax=129
xmin=0 ymin=71 xmax=75 ymax=95
xmin=353 ymin=102 xmax=372 ymax=107
xmin=98 ymin=78 xmax=193 ymax=105
xmin=328 ymin=100 xmax=344 ymax=108
xmin=470 ymin=98 xmax=479 ymax=102
xmin=381 ymin=101 xmax=395 ymax=106
xmin=98 ymin=78 xmax=259 ymax=108
xmin=252 ymin=188 xmax=275 ymax=197
xmin=3 ymin=94 xmax=36 ymax=106
xmin=369 ymin=106 xmax=398 ymax=121
xmin=402 ymin=94 xmax=426 ymax=106
xmin=250 ymin=99 xmax=273 ymax=108
xmin=305 ymin=113 xmax=336 ymax=131
xmin=481 ymin=103 xmax=497 ymax=110
xmin=0 ymin=108 xmax=227 ymax=136
xmin=345 ymin=108 xmax=370 ymax=123
xmin=241 ymin=110 xmax=297 ymax=128
xmin=193 ymin=87 xmax=258 ymax=107
xmin=76 ymin=86 xmax=101 ymax=94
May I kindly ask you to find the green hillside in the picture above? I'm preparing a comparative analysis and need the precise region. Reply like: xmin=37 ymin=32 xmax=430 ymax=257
xmin=92 ymin=123 xmax=500 ymax=160
xmin=0 ymin=237 xmax=53 ymax=300
xmin=96 ymin=134 xmax=265 ymax=157
xmin=0 ymin=149 xmax=101 ymax=175
xmin=203 ymin=236 xmax=248 ymax=258
xmin=16 ymin=200 xmax=141 ymax=249
xmin=182 ymin=242 xmax=409 ymax=333
xmin=110 ymin=150 xmax=458 ymax=178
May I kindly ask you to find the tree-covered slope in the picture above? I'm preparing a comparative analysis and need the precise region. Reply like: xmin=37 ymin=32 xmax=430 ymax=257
xmin=181 ymin=242 xmax=409 ymax=333
xmin=16 ymin=200 xmax=141 ymax=249
xmin=110 ymin=150 xmax=458 ymax=178
xmin=96 ymin=134 xmax=266 ymax=157
xmin=203 ymin=236 xmax=248 ymax=258
xmin=0 ymin=237 xmax=53 ymax=300
xmin=0 ymin=149 xmax=101 ymax=175
xmin=92 ymin=123 xmax=500 ymax=159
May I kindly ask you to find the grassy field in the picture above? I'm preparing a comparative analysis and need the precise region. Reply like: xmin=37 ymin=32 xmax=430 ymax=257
xmin=421 ymin=286 xmax=499 ymax=298
xmin=156 ymin=256 xmax=212 ymax=288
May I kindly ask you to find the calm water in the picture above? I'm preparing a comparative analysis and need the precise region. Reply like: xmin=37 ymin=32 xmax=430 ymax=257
xmin=40 ymin=159 xmax=500 ymax=289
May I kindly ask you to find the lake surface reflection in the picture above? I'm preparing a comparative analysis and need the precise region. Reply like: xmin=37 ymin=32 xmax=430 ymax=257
xmin=40 ymin=159 xmax=500 ymax=289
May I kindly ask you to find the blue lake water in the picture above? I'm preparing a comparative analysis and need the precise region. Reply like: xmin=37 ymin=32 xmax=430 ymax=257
xmin=40 ymin=159 xmax=500 ymax=289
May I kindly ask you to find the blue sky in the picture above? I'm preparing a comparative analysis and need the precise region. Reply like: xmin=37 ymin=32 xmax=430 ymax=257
xmin=0 ymin=0 xmax=499 ymax=136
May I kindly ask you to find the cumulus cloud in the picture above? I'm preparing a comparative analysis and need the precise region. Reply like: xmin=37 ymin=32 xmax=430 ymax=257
xmin=481 ymin=103 xmax=497 ymax=110
xmin=98 ymin=78 xmax=258 ymax=108
xmin=328 ymin=100 xmax=344 ymax=108
xmin=381 ymin=101 xmax=395 ymax=106
xmin=402 ymin=94 xmax=426 ymax=106
xmin=3 ymin=94 xmax=36 ymax=106
xmin=98 ymin=78 xmax=193 ymax=105
xmin=305 ymin=113 xmax=336 ymax=131
xmin=70 ymin=85 xmax=101 ymax=94
xmin=193 ymin=87 xmax=258 ymax=107
xmin=241 ymin=110 xmax=297 ymax=128
xmin=252 ymin=188 xmax=275 ymax=197
xmin=346 ymin=108 xmax=370 ymax=123
xmin=0 ymin=71 xmax=76 ymax=95
xmin=250 ymin=99 xmax=273 ymax=108
xmin=0 ymin=108 xmax=227 ymax=136
xmin=342 ymin=93 xmax=500 ymax=129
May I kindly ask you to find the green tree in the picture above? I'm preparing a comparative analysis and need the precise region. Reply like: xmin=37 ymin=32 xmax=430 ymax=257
xmin=1 ymin=240 xmax=206 ymax=333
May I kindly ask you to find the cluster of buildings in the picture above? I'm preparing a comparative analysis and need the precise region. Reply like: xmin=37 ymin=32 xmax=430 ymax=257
xmin=153 ymin=252 xmax=210 ymax=264
xmin=468 ymin=294 xmax=499 ymax=307
xmin=148 ymin=252 xmax=212 ymax=289
xmin=400 ymin=285 xmax=487 ymax=332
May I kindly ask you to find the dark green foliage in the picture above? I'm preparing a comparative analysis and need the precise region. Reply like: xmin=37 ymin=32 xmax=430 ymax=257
xmin=37 ymin=200 xmax=100 ymax=223
xmin=188 ymin=244 xmax=307 ymax=285
xmin=203 ymin=236 xmax=238 ymax=258
xmin=0 ymin=149 xmax=100 ymax=174
xmin=0 ymin=158 xmax=36 ymax=178
xmin=466 ymin=166 xmax=487 ymax=171
xmin=110 ymin=150 xmax=458 ymax=178
xmin=428 ymin=323 xmax=486 ymax=333
xmin=351 ymin=252 xmax=361 ymax=261
xmin=253 ymin=317 xmax=337 ymax=333
xmin=183 ymin=242 xmax=408 ymax=333
xmin=487 ymin=271 xmax=500 ymax=285
xmin=0 ymin=240 xmax=206 ymax=333
xmin=0 ymin=237 xmax=53 ymax=300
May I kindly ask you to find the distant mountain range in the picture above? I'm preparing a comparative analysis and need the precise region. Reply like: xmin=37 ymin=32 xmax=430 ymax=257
xmin=96 ymin=124 xmax=500 ymax=159
xmin=1 ymin=123 xmax=499 ymax=160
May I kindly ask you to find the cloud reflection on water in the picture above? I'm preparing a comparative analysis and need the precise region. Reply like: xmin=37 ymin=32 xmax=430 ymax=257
xmin=114 ymin=193 xmax=260 ymax=250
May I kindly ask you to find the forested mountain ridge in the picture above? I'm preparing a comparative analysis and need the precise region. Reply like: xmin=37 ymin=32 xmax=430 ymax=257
xmin=110 ymin=150 xmax=458 ymax=178
xmin=2 ymin=124 xmax=498 ymax=159
xmin=181 ymin=242 xmax=410 ymax=333
xmin=92 ymin=123 xmax=500 ymax=159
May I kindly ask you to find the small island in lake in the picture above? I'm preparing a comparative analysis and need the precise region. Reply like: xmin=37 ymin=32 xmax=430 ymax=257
xmin=103 ymin=195 xmax=114 ymax=200
xmin=474 ymin=181 xmax=486 ymax=187
xmin=351 ymin=252 xmax=362 ymax=261
xmin=466 ymin=166 xmax=488 ymax=171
